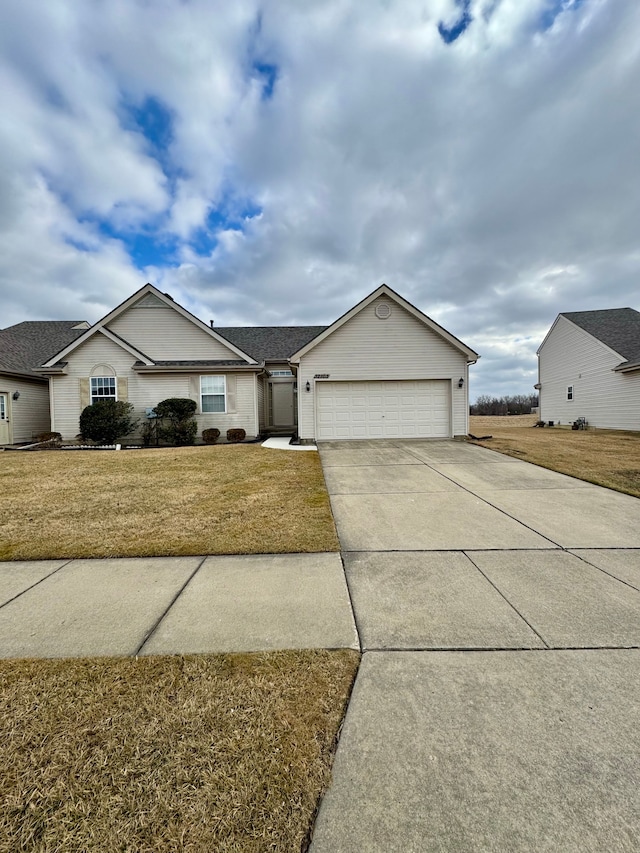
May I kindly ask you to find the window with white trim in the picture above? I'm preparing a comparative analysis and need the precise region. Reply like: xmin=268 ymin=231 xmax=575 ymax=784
xmin=270 ymin=369 xmax=293 ymax=377
xmin=201 ymin=375 xmax=226 ymax=413
xmin=567 ymin=385 xmax=573 ymax=401
xmin=91 ymin=377 xmax=117 ymax=404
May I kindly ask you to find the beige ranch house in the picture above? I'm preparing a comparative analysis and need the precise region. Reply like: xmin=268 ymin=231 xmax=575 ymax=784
xmin=38 ymin=283 xmax=479 ymax=443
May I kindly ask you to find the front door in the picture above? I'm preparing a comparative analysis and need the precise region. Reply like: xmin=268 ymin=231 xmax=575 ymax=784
xmin=271 ymin=382 xmax=295 ymax=426
xmin=0 ymin=393 xmax=10 ymax=444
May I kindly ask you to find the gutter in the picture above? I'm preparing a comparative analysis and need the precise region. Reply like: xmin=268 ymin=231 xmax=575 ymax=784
xmin=133 ymin=363 xmax=264 ymax=374
xmin=0 ymin=369 xmax=48 ymax=382
xmin=613 ymin=361 xmax=640 ymax=374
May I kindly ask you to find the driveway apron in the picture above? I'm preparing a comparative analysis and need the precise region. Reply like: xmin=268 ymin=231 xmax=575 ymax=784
xmin=311 ymin=439 xmax=640 ymax=853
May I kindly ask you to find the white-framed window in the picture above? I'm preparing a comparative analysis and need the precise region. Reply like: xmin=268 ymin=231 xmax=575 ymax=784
xmin=567 ymin=385 xmax=574 ymax=401
xmin=91 ymin=376 xmax=117 ymax=404
xmin=270 ymin=369 xmax=293 ymax=377
xmin=201 ymin=375 xmax=226 ymax=413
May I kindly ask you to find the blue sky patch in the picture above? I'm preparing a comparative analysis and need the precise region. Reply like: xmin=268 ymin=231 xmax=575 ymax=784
xmin=438 ymin=0 xmax=473 ymax=44
xmin=189 ymin=200 xmax=263 ymax=257
xmin=89 ymin=218 xmax=180 ymax=269
xmin=252 ymin=62 xmax=278 ymax=100
xmin=539 ymin=0 xmax=586 ymax=32
xmin=119 ymin=95 xmax=181 ymax=187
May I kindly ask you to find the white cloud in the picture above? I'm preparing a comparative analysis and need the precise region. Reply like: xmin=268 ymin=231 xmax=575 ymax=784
xmin=0 ymin=0 xmax=639 ymax=398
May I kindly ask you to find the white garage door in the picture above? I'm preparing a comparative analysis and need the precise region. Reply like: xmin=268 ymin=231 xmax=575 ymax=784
xmin=316 ymin=380 xmax=451 ymax=439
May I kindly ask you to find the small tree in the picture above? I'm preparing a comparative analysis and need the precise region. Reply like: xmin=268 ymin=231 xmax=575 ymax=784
xmin=79 ymin=400 xmax=139 ymax=444
xmin=154 ymin=398 xmax=198 ymax=446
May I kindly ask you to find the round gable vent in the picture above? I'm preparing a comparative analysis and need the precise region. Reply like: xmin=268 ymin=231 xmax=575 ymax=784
xmin=375 ymin=302 xmax=392 ymax=319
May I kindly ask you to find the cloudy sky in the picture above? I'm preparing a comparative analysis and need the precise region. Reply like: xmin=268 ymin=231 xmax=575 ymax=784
xmin=1 ymin=0 xmax=638 ymax=399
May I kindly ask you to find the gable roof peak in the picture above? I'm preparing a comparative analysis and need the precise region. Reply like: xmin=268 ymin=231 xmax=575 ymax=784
xmin=560 ymin=307 xmax=640 ymax=363
xmin=40 ymin=281 xmax=258 ymax=368
xmin=289 ymin=283 xmax=479 ymax=362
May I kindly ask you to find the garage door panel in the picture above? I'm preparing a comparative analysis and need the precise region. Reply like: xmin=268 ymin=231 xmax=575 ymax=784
xmin=316 ymin=380 xmax=451 ymax=440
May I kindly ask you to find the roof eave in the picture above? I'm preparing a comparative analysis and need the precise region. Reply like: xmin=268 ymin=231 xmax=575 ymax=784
xmin=0 ymin=368 xmax=49 ymax=383
xmin=133 ymin=363 xmax=264 ymax=374
xmin=613 ymin=361 xmax=640 ymax=374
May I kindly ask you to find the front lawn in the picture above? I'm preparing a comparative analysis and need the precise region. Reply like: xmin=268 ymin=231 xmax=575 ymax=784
xmin=0 ymin=650 xmax=359 ymax=853
xmin=0 ymin=445 xmax=339 ymax=560
xmin=469 ymin=416 xmax=640 ymax=498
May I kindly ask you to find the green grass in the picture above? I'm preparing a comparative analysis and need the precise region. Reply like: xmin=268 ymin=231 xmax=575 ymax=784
xmin=0 ymin=445 xmax=339 ymax=560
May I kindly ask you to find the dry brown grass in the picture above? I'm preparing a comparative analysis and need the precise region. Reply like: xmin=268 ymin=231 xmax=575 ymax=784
xmin=0 ymin=445 xmax=339 ymax=561
xmin=0 ymin=650 xmax=359 ymax=853
xmin=469 ymin=416 xmax=640 ymax=497
xmin=469 ymin=414 xmax=538 ymax=432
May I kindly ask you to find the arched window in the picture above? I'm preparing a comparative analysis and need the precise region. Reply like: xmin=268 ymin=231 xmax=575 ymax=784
xmin=90 ymin=364 xmax=116 ymax=405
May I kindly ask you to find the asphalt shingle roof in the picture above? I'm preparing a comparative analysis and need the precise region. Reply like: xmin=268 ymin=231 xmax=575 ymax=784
xmin=0 ymin=321 xmax=88 ymax=377
xmin=216 ymin=326 xmax=327 ymax=361
xmin=562 ymin=308 xmax=640 ymax=365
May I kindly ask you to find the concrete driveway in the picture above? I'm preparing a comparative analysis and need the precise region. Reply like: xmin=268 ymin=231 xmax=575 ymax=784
xmin=311 ymin=439 xmax=640 ymax=852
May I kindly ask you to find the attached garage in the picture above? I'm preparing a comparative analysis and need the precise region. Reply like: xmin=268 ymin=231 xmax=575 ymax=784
xmin=291 ymin=285 xmax=479 ymax=442
xmin=316 ymin=379 xmax=451 ymax=439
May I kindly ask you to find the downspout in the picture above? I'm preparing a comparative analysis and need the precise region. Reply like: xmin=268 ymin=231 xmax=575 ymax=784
xmin=48 ymin=376 xmax=55 ymax=434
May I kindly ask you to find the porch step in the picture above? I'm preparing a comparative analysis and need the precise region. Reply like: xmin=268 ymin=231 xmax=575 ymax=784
xmin=264 ymin=427 xmax=297 ymax=437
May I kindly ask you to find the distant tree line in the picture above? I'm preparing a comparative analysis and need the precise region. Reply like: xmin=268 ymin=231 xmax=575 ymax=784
xmin=470 ymin=394 xmax=539 ymax=416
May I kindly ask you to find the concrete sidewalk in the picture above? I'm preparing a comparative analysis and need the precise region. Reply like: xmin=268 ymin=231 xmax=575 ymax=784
xmin=0 ymin=553 xmax=358 ymax=659
xmin=310 ymin=439 xmax=640 ymax=853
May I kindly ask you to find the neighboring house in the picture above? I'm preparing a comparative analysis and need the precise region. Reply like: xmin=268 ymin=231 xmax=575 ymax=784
xmin=0 ymin=321 xmax=89 ymax=445
xmin=537 ymin=308 xmax=640 ymax=430
xmin=37 ymin=282 xmax=479 ymax=443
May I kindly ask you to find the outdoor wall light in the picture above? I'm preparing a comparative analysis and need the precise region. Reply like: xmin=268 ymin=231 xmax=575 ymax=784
xmin=457 ymin=378 xmax=464 ymax=388
xmin=305 ymin=381 xmax=311 ymax=392
xmin=12 ymin=391 xmax=20 ymax=400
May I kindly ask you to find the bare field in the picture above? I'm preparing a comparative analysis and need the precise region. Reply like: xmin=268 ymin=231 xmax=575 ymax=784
xmin=469 ymin=414 xmax=538 ymax=432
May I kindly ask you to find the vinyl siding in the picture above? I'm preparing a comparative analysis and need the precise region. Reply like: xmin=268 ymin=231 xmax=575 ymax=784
xmin=193 ymin=372 xmax=257 ymax=438
xmin=107 ymin=304 xmax=243 ymax=360
xmin=296 ymin=296 xmax=469 ymax=439
xmin=0 ymin=375 xmax=50 ymax=442
xmin=51 ymin=334 xmax=258 ymax=441
xmin=538 ymin=315 xmax=640 ymax=430
xmin=51 ymin=335 xmax=136 ymax=440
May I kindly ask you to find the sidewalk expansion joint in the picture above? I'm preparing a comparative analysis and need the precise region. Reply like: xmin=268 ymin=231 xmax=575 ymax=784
xmin=0 ymin=559 xmax=74 ymax=612
xmin=134 ymin=555 xmax=207 ymax=656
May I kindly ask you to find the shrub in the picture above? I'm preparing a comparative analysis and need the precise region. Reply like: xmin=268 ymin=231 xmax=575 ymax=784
xmin=79 ymin=400 xmax=139 ymax=444
xmin=154 ymin=397 xmax=198 ymax=446
xmin=202 ymin=428 xmax=221 ymax=444
xmin=141 ymin=419 xmax=158 ymax=447
xmin=226 ymin=428 xmax=246 ymax=443
xmin=36 ymin=431 xmax=62 ymax=444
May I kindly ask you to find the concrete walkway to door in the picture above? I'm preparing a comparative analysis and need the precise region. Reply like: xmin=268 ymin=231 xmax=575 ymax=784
xmin=310 ymin=439 xmax=640 ymax=853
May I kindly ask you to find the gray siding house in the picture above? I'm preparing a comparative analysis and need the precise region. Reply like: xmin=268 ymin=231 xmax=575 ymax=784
xmin=0 ymin=321 xmax=89 ymax=445
xmin=537 ymin=308 xmax=640 ymax=430
xmin=38 ymin=283 xmax=479 ymax=443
